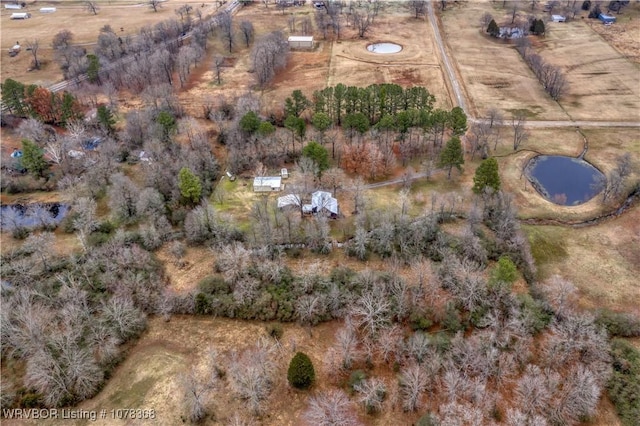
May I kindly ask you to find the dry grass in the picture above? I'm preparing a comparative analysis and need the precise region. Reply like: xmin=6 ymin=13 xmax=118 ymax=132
xmin=439 ymin=0 xmax=640 ymax=121
xmin=539 ymin=18 xmax=640 ymax=121
xmin=0 ymin=1 xmax=224 ymax=85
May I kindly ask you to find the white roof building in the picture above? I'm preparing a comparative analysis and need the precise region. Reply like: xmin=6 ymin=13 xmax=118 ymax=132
xmin=253 ymin=176 xmax=283 ymax=192
xmin=277 ymin=190 xmax=338 ymax=215
xmin=288 ymin=36 xmax=314 ymax=49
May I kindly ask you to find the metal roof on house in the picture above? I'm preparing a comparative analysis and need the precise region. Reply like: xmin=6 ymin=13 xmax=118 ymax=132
xmin=288 ymin=36 xmax=314 ymax=42
xmin=254 ymin=176 xmax=282 ymax=188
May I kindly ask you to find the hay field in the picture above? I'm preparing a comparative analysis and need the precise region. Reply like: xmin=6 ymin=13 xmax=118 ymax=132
xmin=540 ymin=20 xmax=640 ymax=121
xmin=439 ymin=1 xmax=569 ymax=120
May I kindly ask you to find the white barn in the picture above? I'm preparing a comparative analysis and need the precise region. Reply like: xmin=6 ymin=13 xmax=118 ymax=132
xmin=253 ymin=176 xmax=283 ymax=192
xmin=288 ymin=36 xmax=314 ymax=49
xmin=10 ymin=12 xmax=31 ymax=19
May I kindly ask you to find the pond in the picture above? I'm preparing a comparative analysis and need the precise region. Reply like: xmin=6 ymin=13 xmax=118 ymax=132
xmin=367 ymin=42 xmax=402 ymax=54
xmin=0 ymin=203 xmax=70 ymax=231
xmin=526 ymin=156 xmax=605 ymax=206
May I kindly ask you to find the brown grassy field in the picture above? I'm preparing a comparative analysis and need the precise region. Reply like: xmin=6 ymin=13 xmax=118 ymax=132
xmin=0 ymin=1 xmax=224 ymax=85
xmin=439 ymin=0 xmax=640 ymax=121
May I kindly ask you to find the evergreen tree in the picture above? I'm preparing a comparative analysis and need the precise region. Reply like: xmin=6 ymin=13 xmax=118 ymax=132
xmin=439 ymin=136 xmax=464 ymax=179
xmin=287 ymin=352 xmax=315 ymax=390
xmin=487 ymin=19 xmax=500 ymax=37
xmin=239 ymin=111 xmax=261 ymax=134
xmin=21 ymin=139 xmax=48 ymax=178
xmin=534 ymin=19 xmax=546 ymax=36
xmin=302 ymin=141 xmax=330 ymax=176
xmin=257 ymin=121 xmax=275 ymax=138
xmin=472 ymin=157 xmax=501 ymax=195
xmin=97 ymin=105 xmax=116 ymax=136
xmin=156 ymin=111 xmax=176 ymax=142
xmin=0 ymin=78 xmax=28 ymax=116
xmin=178 ymin=167 xmax=202 ymax=205
xmin=311 ymin=112 xmax=331 ymax=144
xmin=285 ymin=89 xmax=310 ymax=117
xmin=490 ymin=256 xmax=518 ymax=289
xmin=448 ymin=106 xmax=468 ymax=136
xmin=86 ymin=54 xmax=101 ymax=84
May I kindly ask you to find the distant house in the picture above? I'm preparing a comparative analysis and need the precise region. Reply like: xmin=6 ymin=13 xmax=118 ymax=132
xmin=598 ymin=13 xmax=616 ymax=24
xmin=551 ymin=15 xmax=566 ymax=22
xmin=10 ymin=12 xmax=31 ymax=19
xmin=498 ymin=27 xmax=524 ymax=39
xmin=288 ymin=36 xmax=314 ymax=49
xmin=253 ymin=176 xmax=283 ymax=192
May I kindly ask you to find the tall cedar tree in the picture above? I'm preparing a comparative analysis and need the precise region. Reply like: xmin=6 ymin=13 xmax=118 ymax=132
xmin=439 ymin=136 xmax=464 ymax=179
xmin=472 ymin=157 xmax=501 ymax=195
xmin=288 ymin=352 xmax=315 ymax=389
xmin=178 ymin=167 xmax=203 ymax=205
xmin=487 ymin=19 xmax=500 ymax=37
xmin=97 ymin=105 xmax=116 ymax=136
xmin=21 ymin=139 xmax=48 ymax=178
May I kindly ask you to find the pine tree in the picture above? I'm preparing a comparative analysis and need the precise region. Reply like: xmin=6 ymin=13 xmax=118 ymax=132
xmin=178 ymin=167 xmax=202 ymax=205
xmin=86 ymin=54 xmax=101 ymax=84
xmin=487 ymin=19 xmax=500 ymax=37
xmin=239 ymin=111 xmax=261 ymax=134
xmin=439 ymin=136 xmax=464 ymax=179
xmin=156 ymin=111 xmax=176 ymax=142
xmin=21 ymin=139 xmax=48 ymax=178
xmin=287 ymin=352 xmax=315 ymax=390
xmin=97 ymin=105 xmax=116 ymax=135
xmin=534 ymin=19 xmax=546 ymax=36
xmin=472 ymin=157 xmax=501 ymax=195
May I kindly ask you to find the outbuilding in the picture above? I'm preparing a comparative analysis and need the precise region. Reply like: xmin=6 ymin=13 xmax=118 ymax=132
xmin=253 ymin=176 xmax=283 ymax=192
xmin=40 ymin=7 xmax=57 ymax=13
xmin=4 ymin=4 xmax=22 ymax=10
xmin=10 ymin=12 xmax=31 ymax=19
xmin=551 ymin=15 xmax=566 ymax=22
xmin=288 ymin=36 xmax=314 ymax=49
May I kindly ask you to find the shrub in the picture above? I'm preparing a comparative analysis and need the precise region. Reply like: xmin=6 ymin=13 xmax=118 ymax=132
xmin=266 ymin=323 xmax=284 ymax=340
xmin=409 ymin=312 xmax=433 ymax=331
xmin=596 ymin=309 xmax=640 ymax=338
xmin=198 ymin=276 xmax=231 ymax=295
xmin=348 ymin=370 xmax=366 ymax=392
xmin=287 ymin=352 xmax=315 ymax=390
xmin=194 ymin=293 xmax=213 ymax=315
xmin=608 ymin=338 xmax=640 ymax=426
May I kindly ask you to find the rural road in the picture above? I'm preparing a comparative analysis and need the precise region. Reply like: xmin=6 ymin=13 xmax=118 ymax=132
xmin=426 ymin=1 xmax=640 ymax=129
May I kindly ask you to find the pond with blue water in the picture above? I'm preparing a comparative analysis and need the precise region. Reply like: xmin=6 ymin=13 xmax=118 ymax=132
xmin=0 ymin=203 xmax=70 ymax=231
xmin=526 ymin=155 xmax=605 ymax=206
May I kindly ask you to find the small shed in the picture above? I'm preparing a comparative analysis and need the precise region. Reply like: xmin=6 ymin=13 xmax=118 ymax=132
xmin=10 ymin=12 xmax=31 ymax=19
xmin=280 ymin=168 xmax=289 ymax=179
xmin=253 ymin=176 xmax=283 ymax=192
xmin=551 ymin=15 xmax=566 ymax=22
xmin=40 ymin=7 xmax=57 ymax=13
xmin=5 ymin=4 xmax=22 ymax=10
xmin=598 ymin=13 xmax=616 ymax=24
xmin=288 ymin=36 xmax=314 ymax=49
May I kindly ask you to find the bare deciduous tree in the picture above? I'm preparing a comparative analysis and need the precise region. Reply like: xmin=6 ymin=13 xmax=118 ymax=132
xmin=511 ymin=112 xmax=529 ymax=151
xmin=25 ymin=39 xmax=40 ymax=70
xmin=180 ymin=367 xmax=211 ymax=423
xmin=398 ymin=363 xmax=428 ymax=411
xmin=239 ymin=20 xmax=255 ymax=48
xmin=354 ymin=377 xmax=386 ymax=414
xmin=304 ymin=389 xmax=361 ymax=426
xmin=85 ymin=1 xmax=99 ymax=15
xmin=228 ymin=338 xmax=276 ymax=415
xmin=219 ymin=11 xmax=235 ymax=53
xmin=149 ymin=0 xmax=162 ymax=12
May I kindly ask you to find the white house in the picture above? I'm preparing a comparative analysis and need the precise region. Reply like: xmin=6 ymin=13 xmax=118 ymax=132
xmin=551 ymin=15 xmax=566 ymax=23
xmin=253 ymin=176 xmax=283 ymax=192
xmin=10 ymin=12 xmax=31 ymax=19
xmin=277 ymin=190 xmax=339 ymax=216
xmin=288 ymin=36 xmax=314 ymax=49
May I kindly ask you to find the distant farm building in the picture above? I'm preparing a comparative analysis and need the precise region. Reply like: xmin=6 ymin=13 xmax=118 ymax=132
xmin=598 ymin=13 xmax=616 ymax=24
xmin=280 ymin=168 xmax=289 ymax=179
xmin=253 ymin=176 xmax=283 ymax=192
xmin=10 ymin=12 xmax=31 ymax=19
xmin=498 ymin=27 xmax=524 ymax=39
xmin=288 ymin=36 xmax=314 ymax=49
xmin=551 ymin=15 xmax=566 ymax=22
xmin=4 ymin=4 xmax=22 ymax=10
xmin=39 ymin=7 xmax=56 ymax=13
